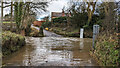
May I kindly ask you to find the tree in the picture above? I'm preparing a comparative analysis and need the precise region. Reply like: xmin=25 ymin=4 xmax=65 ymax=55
xmin=67 ymin=1 xmax=98 ymax=27
xmin=1 ymin=1 xmax=48 ymax=35
xmin=14 ymin=2 xmax=48 ymax=35
xmin=86 ymin=1 xmax=98 ymax=26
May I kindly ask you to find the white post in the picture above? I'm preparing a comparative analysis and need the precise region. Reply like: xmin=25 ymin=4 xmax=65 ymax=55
xmin=80 ymin=28 xmax=84 ymax=38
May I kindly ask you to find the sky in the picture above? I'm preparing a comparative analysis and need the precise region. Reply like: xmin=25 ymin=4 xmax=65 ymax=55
xmin=36 ymin=0 xmax=69 ymax=21
xmin=0 ymin=4 xmax=11 ymax=17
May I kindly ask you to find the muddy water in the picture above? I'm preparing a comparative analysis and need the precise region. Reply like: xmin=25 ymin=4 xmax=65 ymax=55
xmin=3 ymin=37 xmax=98 ymax=66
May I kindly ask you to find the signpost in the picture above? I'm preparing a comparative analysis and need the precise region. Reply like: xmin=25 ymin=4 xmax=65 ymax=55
xmin=93 ymin=25 xmax=100 ymax=49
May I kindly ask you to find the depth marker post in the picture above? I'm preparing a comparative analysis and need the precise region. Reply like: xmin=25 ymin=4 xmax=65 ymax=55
xmin=93 ymin=25 xmax=100 ymax=49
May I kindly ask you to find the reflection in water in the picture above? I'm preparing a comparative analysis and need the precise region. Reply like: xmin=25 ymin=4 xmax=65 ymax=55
xmin=3 ymin=37 xmax=98 ymax=66
xmin=80 ymin=39 xmax=84 ymax=49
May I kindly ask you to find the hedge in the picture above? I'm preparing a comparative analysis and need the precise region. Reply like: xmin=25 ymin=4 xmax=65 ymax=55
xmin=2 ymin=31 xmax=26 ymax=57
xmin=93 ymin=35 xmax=120 ymax=66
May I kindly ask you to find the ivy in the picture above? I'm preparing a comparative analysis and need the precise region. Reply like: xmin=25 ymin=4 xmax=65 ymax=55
xmin=95 ymin=40 xmax=119 ymax=66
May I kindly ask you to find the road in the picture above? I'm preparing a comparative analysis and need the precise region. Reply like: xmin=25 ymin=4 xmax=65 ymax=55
xmin=3 ymin=30 xmax=98 ymax=66
xmin=43 ymin=29 xmax=62 ymax=37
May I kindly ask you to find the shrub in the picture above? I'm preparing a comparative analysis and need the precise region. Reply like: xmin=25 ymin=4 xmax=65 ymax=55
xmin=52 ymin=17 xmax=67 ymax=23
xmin=2 ymin=31 xmax=25 ymax=57
xmin=42 ymin=22 xmax=52 ymax=28
xmin=94 ymin=37 xmax=119 ymax=66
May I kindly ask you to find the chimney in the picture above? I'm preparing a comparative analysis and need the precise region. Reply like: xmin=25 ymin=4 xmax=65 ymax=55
xmin=62 ymin=9 xmax=65 ymax=17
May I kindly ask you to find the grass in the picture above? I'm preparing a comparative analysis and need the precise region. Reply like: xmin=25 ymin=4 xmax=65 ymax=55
xmin=49 ymin=27 xmax=80 ymax=37
xmin=2 ymin=21 xmax=16 ymax=23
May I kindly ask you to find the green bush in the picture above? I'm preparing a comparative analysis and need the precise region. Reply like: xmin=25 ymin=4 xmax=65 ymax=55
xmin=2 ymin=31 xmax=26 ymax=57
xmin=94 ymin=40 xmax=120 ymax=66
xmin=70 ymin=12 xmax=88 ymax=28
xmin=42 ymin=22 xmax=52 ymax=28
xmin=52 ymin=17 xmax=67 ymax=23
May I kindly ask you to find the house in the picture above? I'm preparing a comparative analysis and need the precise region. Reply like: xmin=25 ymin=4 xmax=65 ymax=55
xmin=33 ymin=21 xmax=45 ymax=27
xmin=51 ymin=10 xmax=71 ymax=21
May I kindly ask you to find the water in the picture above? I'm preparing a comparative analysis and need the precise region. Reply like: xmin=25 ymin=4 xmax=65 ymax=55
xmin=43 ymin=30 xmax=62 ymax=37
xmin=3 ymin=37 xmax=98 ymax=66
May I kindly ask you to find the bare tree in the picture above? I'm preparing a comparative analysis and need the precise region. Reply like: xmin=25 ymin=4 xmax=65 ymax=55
xmin=86 ymin=0 xmax=98 ymax=26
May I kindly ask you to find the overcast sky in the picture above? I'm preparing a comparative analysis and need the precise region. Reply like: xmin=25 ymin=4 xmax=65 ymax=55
xmin=36 ymin=0 xmax=69 ymax=21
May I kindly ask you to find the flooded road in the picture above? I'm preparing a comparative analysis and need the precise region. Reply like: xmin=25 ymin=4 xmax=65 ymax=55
xmin=43 ymin=29 xmax=62 ymax=37
xmin=3 ymin=30 xmax=98 ymax=66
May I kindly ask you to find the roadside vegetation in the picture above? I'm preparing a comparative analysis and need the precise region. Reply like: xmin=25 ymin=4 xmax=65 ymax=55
xmin=1 ymin=1 xmax=48 ymax=58
xmin=3 ymin=22 xmax=16 ymax=23
xmin=2 ymin=31 xmax=25 ymax=57
xmin=91 ymin=2 xmax=120 ymax=66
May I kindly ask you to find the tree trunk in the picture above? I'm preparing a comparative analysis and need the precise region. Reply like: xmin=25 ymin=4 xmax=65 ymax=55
xmin=20 ymin=30 xmax=25 ymax=36
xmin=1 ymin=2 xmax=3 ymax=23
xmin=118 ymin=16 xmax=120 ymax=66
xmin=10 ymin=2 xmax=13 ymax=31
xmin=1 ymin=2 xmax=3 ymax=35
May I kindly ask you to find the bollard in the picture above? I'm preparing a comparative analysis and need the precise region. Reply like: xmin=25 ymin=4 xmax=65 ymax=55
xmin=93 ymin=25 xmax=100 ymax=49
xmin=80 ymin=28 xmax=84 ymax=38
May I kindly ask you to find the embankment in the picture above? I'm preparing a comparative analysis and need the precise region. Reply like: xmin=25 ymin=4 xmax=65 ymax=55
xmin=2 ymin=31 xmax=26 ymax=57
xmin=48 ymin=27 xmax=93 ymax=38
xmin=91 ymin=35 xmax=120 ymax=66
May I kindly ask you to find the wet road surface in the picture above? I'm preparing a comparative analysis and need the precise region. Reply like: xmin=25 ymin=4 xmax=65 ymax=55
xmin=43 ymin=29 xmax=62 ymax=37
xmin=3 ymin=30 xmax=98 ymax=66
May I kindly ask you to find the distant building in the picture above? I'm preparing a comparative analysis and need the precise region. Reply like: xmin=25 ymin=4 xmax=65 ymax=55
xmin=51 ymin=10 xmax=71 ymax=21
xmin=33 ymin=21 xmax=45 ymax=27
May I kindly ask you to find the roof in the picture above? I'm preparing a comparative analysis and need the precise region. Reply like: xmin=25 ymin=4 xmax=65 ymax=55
xmin=51 ymin=12 xmax=63 ymax=17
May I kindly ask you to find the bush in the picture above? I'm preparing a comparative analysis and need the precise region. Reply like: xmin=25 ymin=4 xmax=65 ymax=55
xmin=52 ymin=17 xmax=67 ymax=23
xmin=70 ymin=12 xmax=88 ymax=28
xmin=94 ymin=36 xmax=120 ymax=66
xmin=2 ymin=31 xmax=26 ymax=57
xmin=29 ymin=27 xmax=44 ymax=37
